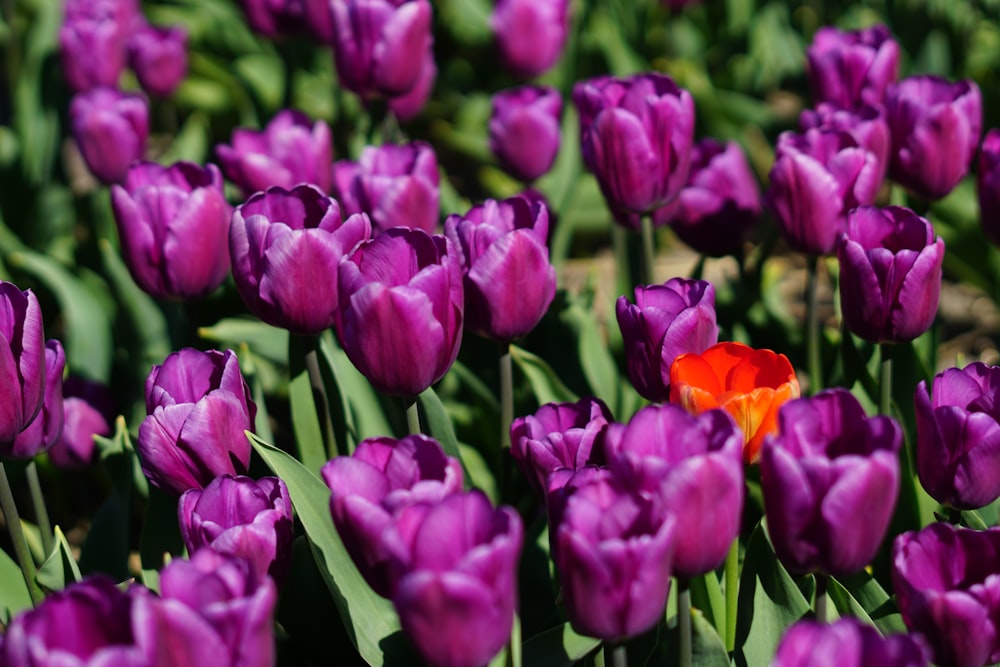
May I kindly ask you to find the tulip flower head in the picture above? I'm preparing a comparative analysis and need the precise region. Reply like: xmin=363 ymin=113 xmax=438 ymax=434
xmin=49 ymin=376 xmax=115 ymax=468
xmin=69 ymin=86 xmax=149 ymax=185
xmin=489 ymin=86 xmax=563 ymax=183
xmin=388 ymin=46 xmax=436 ymax=121
xmin=799 ymin=103 xmax=891 ymax=189
xmin=670 ymin=342 xmax=800 ymax=463
xmin=0 ymin=282 xmax=46 ymax=449
xmin=491 ymin=0 xmax=569 ymax=78
xmin=772 ymin=618 xmax=930 ymax=667
xmin=58 ymin=0 xmax=135 ymax=92
xmin=127 ymin=24 xmax=188 ymax=98
xmin=7 ymin=340 xmax=66 ymax=460
xmin=978 ymin=129 xmax=1000 ymax=246
xmin=806 ymin=24 xmax=900 ymax=110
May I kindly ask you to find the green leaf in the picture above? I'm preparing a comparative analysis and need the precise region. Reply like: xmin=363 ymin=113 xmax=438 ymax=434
xmin=288 ymin=334 xmax=330 ymax=474
xmin=198 ymin=317 xmax=289 ymax=365
xmin=690 ymin=570 xmax=726 ymax=639
xmin=522 ymin=622 xmax=601 ymax=667
xmin=511 ymin=345 xmax=578 ymax=405
xmin=320 ymin=333 xmax=395 ymax=446
xmin=0 ymin=545 xmax=32 ymax=622
xmin=36 ymin=526 xmax=82 ymax=593
xmin=691 ymin=607 xmax=731 ymax=667
xmin=418 ymin=387 xmax=470 ymax=483
xmin=559 ymin=291 xmax=622 ymax=416
xmin=830 ymin=571 xmax=905 ymax=636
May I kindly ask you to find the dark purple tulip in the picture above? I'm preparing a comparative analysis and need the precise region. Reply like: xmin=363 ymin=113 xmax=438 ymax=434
xmin=216 ymin=110 xmax=333 ymax=198
xmin=548 ymin=467 xmax=677 ymax=642
xmin=236 ymin=0 xmax=303 ymax=37
xmin=837 ymin=206 xmax=944 ymax=344
xmin=653 ymin=139 xmax=761 ymax=257
xmin=893 ymin=522 xmax=1000 ymax=667
xmin=606 ymin=404 xmax=743 ymax=578
xmin=0 ymin=282 xmax=45 ymax=447
xmin=773 ymin=618 xmax=930 ymax=667
xmin=137 ymin=348 xmax=256 ymax=495
xmin=886 ymin=75 xmax=982 ymax=200
xmin=49 ymin=376 xmax=114 ymax=468
xmin=491 ymin=0 xmax=569 ymax=78
xmin=978 ymin=129 xmax=1000 ymax=246
xmin=334 ymin=141 xmax=440 ymax=235
xmin=58 ymin=1 xmax=129 ymax=92
xmin=69 ymin=87 xmax=148 ymax=185
xmin=761 ymin=388 xmax=901 ymax=576
xmin=0 ymin=576 xmax=146 ymax=666
xmin=321 ymin=434 xmax=464 ymax=597
xmin=767 ymin=127 xmax=882 ymax=255
xmin=337 ymin=228 xmax=463 ymax=396
xmin=914 ymin=363 xmax=1000 ymax=510
xmin=7 ymin=340 xmax=65 ymax=460
xmin=388 ymin=46 xmax=436 ymax=122
xmin=489 ymin=86 xmax=562 ymax=183
xmin=616 ymin=277 xmax=718 ymax=403
xmin=806 ymin=24 xmax=900 ymax=110
xmin=394 ymin=491 xmax=523 ymax=667
xmin=127 ymin=25 xmax=188 ymax=98
xmin=179 ymin=474 xmax=294 ymax=585
xmin=800 ymin=103 xmax=891 ymax=190
xmin=229 ymin=184 xmax=370 ymax=334
xmin=445 ymin=196 xmax=556 ymax=342
xmin=330 ymin=0 xmax=433 ymax=100
xmin=302 ymin=0 xmax=335 ymax=42
xmin=111 ymin=161 xmax=231 ymax=301
xmin=509 ymin=396 xmax=612 ymax=498
xmin=573 ymin=73 xmax=695 ymax=222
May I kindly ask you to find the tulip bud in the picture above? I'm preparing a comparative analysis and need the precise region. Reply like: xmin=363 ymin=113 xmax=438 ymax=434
xmin=7 ymin=340 xmax=66 ymax=460
xmin=837 ymin=206 xmax=944 ymax=344
xmin=127 ymin=24 xmax=188 ymax=98
xmin=216 ymin=110 xmax=334 ymax=198
xmin=137 ymin=348 xmax=256 ymax=495
xmin=489 ymin=86 xmax=562 ymax=183
xmin=491 ymin=0 xmax=569 ymax=78
xmin=69 ymin=87 xmax=148 ymax=185
xmin=58 ymin=1 xmax=129 ymax=92
xmin=49 ymin=376 xmax=115 ymax=468
xmin=0 ymin=282 xmax=46 ymax=448
xmin=773 ymin=618 xmax=931 ymax=667
xmin=229 ymin=184 xmax=371 ymax=334
xmin=978 ymin=129 xmax=1000 ymax=246
xmin=806 ymin=24 xmax=900 ymax=110
xmin=111 ymin=161 xmax=231 ymax=300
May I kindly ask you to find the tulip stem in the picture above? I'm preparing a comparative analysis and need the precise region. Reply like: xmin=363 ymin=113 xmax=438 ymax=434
xmin=405 ymin=398 xmax=421 ymax=435
xmin=0 ymin=462 xmax=43 ymax=605
xmin=814 ymin=574 xmax=828 ymax=624
xmin=641 ymin=215 xmax=656 ymax=286
xmin=879 ymin=344 xmax=893 ymax=416
xmin=25 ymin=461 xmax=52 ymax=557
xmin=606 ymin=643 xmax=628 ymax=667
xmin=806 ymin=256 xmax=823 ymax=395
xmin=500 ymin=345 xmax=513 ymax=451
xmin=679 ymin=580 xmax=692 ymax=667
xmin=724 ymin=538 xmax=738 ymax=651
xmin=304 ymin=336 xmax=339 ymax=460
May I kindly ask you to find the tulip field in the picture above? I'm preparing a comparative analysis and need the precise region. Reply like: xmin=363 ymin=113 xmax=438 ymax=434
xmin=4 ymin=0 xmax=1000 ymax=665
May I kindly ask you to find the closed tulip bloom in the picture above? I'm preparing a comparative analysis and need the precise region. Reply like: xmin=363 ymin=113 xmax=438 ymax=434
xmin=509 ymin=396 xmax=612 ymax=498
xmin=334 ymin=141 xmax=440 ymax=235
xmin=179 ymin=475 xmax=294 ymax=585
xmin=767 ymin=127 xmax=882 ymax=255
xmin=388 ymin=46 xmax=436 ymax=122
xmin=0 ymin=282 xmax=45 ymax=447
xmin=616 ymin=277 xmax=718 ymax=403
xmin=915 ymin=363 xmax=1000 ymax=510
xmin=322 ymin=434 xmax=464 ymax=597
xmin=127 ymin=25 xmax=188 ymax=98
xmin=837 ymin=206 xmax=944 ymax=344
xmin=230 ymin=184 xmax=370 ymax=334
xmin=445 ymin=196 xmax=556 ymax=341
xmin=216 ymin=110 xmax=333 ymax=198
xmin=886 ymin=75 xmax=982 ymax=200
xmin=574 ymin=73 xmax=695 ymax=221
xmin=978 ymin=129 xmax=1000 ymax=246
xmin=338 ymin=228 xmax=463 ymax=396
xmin=491 ymin=0 xmax=569 ymax=78
xmin=137 ymin=348 xmax=256 ymax=495
xmin=772 ymin=618 xmax=930 ymax=667
xmin=893 ymin=523 xmax=1000 ymax=667
xmin=489 ymin=86 xmax=562 ymax=183
xmin=58 ymin=2 xmax=128 ymax=92
xmin=111 ymin=161 xmax=231 ymax=301
xmin=806 ymin=24 xmax=899 ymax=110
xmin=69 ymin=87 xmax=148 ymax=185
xmin=394 ymin=491 xmax=523 ymax=667
xmin=762 ymin=389 xmax=901 ymax=576
xmin=49 ymin=376 xmax=114 ymax=468
xmin=670 ymin=342 xmax=800 ymax=463
xmin=800 ymin=103 xmax=891 ymax=189
xmin=237 ymin=0 xmax=303 ymax=37
xmin=330 ymin=0 xmax=433 ymax=100
xmin=7 ymin=340 xmax=66 ymax=460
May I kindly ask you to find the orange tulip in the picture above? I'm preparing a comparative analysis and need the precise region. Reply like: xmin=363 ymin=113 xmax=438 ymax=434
xmin=669 ymin=342 xmax=800 ymax=463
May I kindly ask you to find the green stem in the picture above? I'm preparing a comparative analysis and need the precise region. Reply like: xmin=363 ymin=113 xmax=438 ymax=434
xmin=304 ymin=335 xmax=339 ymax=459
xmin=25 ymin=461 xmax=52 ymax=557
xmin=405 ymin=398 xmax=421 ymax=435
xmin=725 ymin=538 xmax=739 ymax=651
xmin=605 ymin=643 xmax=627 ymax=667
xmin=678 ymin=580 xmax=692 ymax=667
xmin=814 ymin=573 xmax=828 ymax=624
xmin=879 ymin=343 xmax=893 ymax=417
xmin=500 ymin=344 xmax=513 ymax=451
xmin=640 ymin=215 xmax=656 ymax=286
xmin=806 ymin=256 xmax=822 ymax=395
xmin=612 ymin=224 xmax=633 ymax=298
xmin=0 ymin=462 xmax=43 ymax=605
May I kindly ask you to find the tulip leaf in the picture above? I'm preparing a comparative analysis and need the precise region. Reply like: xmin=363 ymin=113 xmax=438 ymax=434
xmin=198 ymin=317 xmax=289 ymax=365
xmin=522 ymin=622 xmax=601 ymax=667
xmin=829 ymin=571 xmax=905 ymax=636
xmin=0 ymin=544 xmax=32 ymax=623
xmin=249 ymin=432 xmax=414 ymax=666
xmin=511 ymin=345 xmax=578 ymax=405
xmin=690 ymin=571 xmax=727 ymax=639
xmin=418 ymin=387 xmax=472 ymax=486
xmin=691 ymin=607 xmax=731 ymax=667
xmin=288 ymin=334 xmax=331 ymax=474
xmin=320 ymin=332 xmax=396 ymax=447
xmin=36 ymin=526 xmax=82 ymax=593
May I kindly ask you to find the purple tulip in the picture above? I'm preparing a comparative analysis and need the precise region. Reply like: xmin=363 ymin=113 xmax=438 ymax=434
xmin=761 ymin=388 xmax=901 ymax=575
xmin=886 ymin=75 xmax=982 ymax=200
xmin=388 ymin=46 xmax=436 ymax=122
xmin=606 ymin=404 xmax=743 ymax=579
xmin=7 ymin=340 xmax=66 ymax=460
xmin=58 ymin=0 xmax=130 ymax=92
xmin=491 ymin=0 xmax=569 ymax=78
xmin=337 ymin=228 xmax=463 ymax=396
xmin=216 ymin=110 xmax=333 ymax=198
xmin=321 ymin=434 xmax=464 ymax=597
xmin=69 ymin=87 xmax=148 ymax=185
xmin=978 ymin=129 xmax=1000 ymax=246
xmin=136 ymin=348 xmax=256 ymax=495
xmin=334 ymin=141 xmax=440 ymax=235
xmin=653 ymin=139 xmax=761 ymax=257
xmin=489 ymin=86 xmax=562 ymax=183
xmin=800 ymin=103 xmax=891 ymax=190
xmin=49 ymin=376 xmax=115 ymax=468
xmin=0 ymin=282 xmax=45 ymax=447
xmin=914 ymin=363 xmax=1000 ymax=510
xmin=893 ymin=522 xmax=1000 ymax=667
xmin=573 ymin=73 xmax=695 ymax=223
xmin=806 ymin=24 xmax=900 ymax=110
xmin=445 ymin=196 xmax=556 ymax=342
xmin=302 ymin=0 xmax=335 ymax=42
xmin=229 ymin=184 xmax=371 ymax=334
xmin=236 ymin=0 xmax=303 ymax=37
xmin=837 ymin=206 xmax=944 ymax=344
xmin=773 ymin=618 xmax=931 ymax=667
xmin=111 ymin=161 xmax=231 ymax=301
xmin=767 ymin=126 xmax=882 ymax=255
xmin=509 ymin=396 xmax=612 ymax=498
xmin=548 ymin=467 xmax=678 ymax=641
xmin=330 ymin=0 xmax=433 ymax=100
xmin=393 ymin=490 xmax=523 ymax=667
xmin=127 ymin=24 xmax=188 ymax=98
xmin=179 ymin=474 xmax=294 ymax=585
xmin=616 ymin=277 xmax=718 ymax=403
